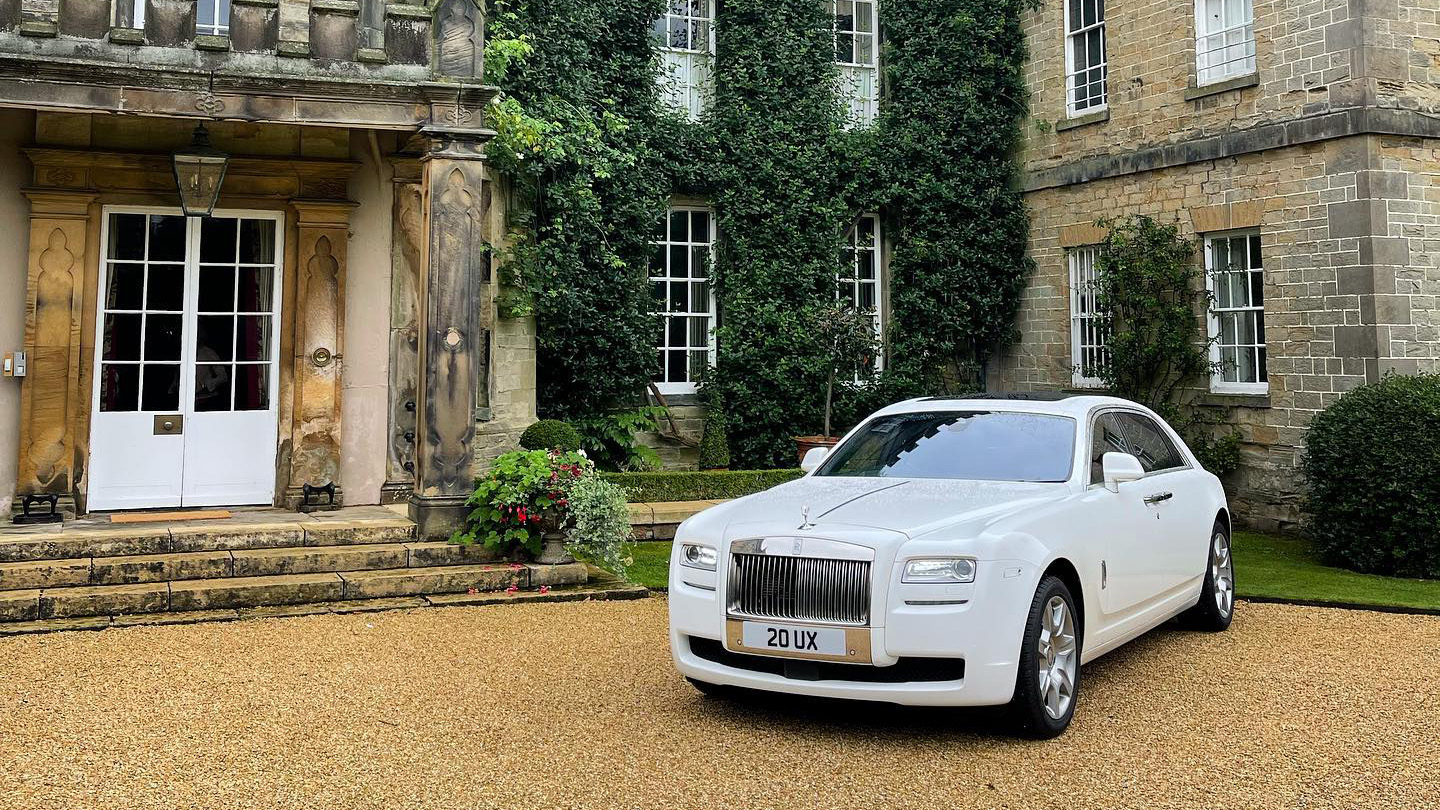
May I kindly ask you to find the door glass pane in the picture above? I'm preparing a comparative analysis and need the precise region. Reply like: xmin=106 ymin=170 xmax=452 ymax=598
xmin=108 ymin=214 xmax=145 ymax=260
xmin=198 ymin=266 xmax=235 ymax=312
xmin=236 ymin=267 xmax=274 ymax=313
xmin=99 ymin=364 xmax=139 ymax=412
xmin=103 ymin=313 xmax=142 ymax=361
xmin=234 ymin=364 xmax=269 ymax=411
xmin=200 ymin=217 xmax=238 ymax=263
xmin=239 ymin=219 xmax=276 ymax=264
xmin=148 ymin=215 xmax=187 ymax=262
xmin=141 ymin=363 xmax=181 ymax=411
xmin=145 ymin=314 xmax=183 ymax=361
xmin=194 ymin=364 xmax=232 ymax=412
xmin=146 ymin=264 xmax=185 ymax=311
xmin=197 ymin=315 xmax=235 ymax=361
xmin=235 ymin=316 xmax=272 ymax=362
xmin=106 ymin=263 xmax=144 ymax=310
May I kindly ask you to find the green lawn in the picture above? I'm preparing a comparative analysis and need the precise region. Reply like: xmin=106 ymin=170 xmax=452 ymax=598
xmin=1232 ymin=531 xmax=1440 ymax=611
xmin=620 ymin=535 xmax=1440 ymax=611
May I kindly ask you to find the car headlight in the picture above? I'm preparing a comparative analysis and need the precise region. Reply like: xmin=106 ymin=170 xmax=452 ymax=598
xmin=679 ymin=543 xmax=717 ymax=571
xmin=902 ymin=557 xmax=977 ymax=584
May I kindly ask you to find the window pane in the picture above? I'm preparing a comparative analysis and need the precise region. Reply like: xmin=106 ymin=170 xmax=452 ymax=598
xmin=238 ymin=219 xmax=275 ymax=264
xmin=147 ymin=263 xmax=185 ymax=311
xmin=197 ymin=315 xmax=235 ymax=362
xmin=197 ymin=0 xmax=214 ymax=26
xmin=858 ymin=250 xmax=874 ymax=279
xmin=667 ymin=316 xmax=686 ymax=347
xmin=109 ymin=214 xmax=145 ymax=260
xmin=666 ymin=350 xmax=687 ymax=382
xmin=149 ymin=215 xmax=187 ymax=262
xmin=857 ymin=34 xmax=873 ymax=65
xmin=198 ymin=266 xmax=236 ymax=312
xmin=689 ymin=350 xmax=708 ymax=381
xmin=669 ymin=245 xmax=688 ymax=278
xmin=141 ymin=363 xmax=180 ymax=411
xmin=669 ymin=16 xmax=688 ymax=48
xmin=690 ymin=210 xmax=710 ymax=241
xmin=195 ymin=365 xmax=232 ymax=411
xmin=688 ymin=315 xmax=709 ymax=347
xmin=690 ymin=245 xmax=708 ymax=277
xmin=235 ymin=315 xmax=272 ymax=362
xmin=99 ymin=364 xmax=139 ymax=412
xmin=144 ymin=314 xmax=183 ymax=361
xmin=669 ymin=210 xmax=688 ymax=242
xmin=651 ymin=281 xmax=666 ymax=306
xmin=1068 ymin=0 xmax=1081 ymax=32
xmin=236 ymin=267 xmax=274 ymax=313
xmin=200 ymin=217 xmax=237 ymax=263
xmin=234 ymin=364 xmax=270 ymax=411
xmin=103 ymin=313 xmax=142 ymax=361
xmin=857 ymin=1 xmax=873 ymax=32
xmin=836 ymin=32 xmax=854 ymax=63
xmin=1114 ymin=413 xmax=1183 ymax=472
xmin=691 ymin=282 xmax=710 ymax=314
xmin=859 ymin=283 xmax=876 ymax=310
xmin=668 ymin=282 xmax=686 ymax=311
xmin=106 ymin=263 xmax=144 ymax=310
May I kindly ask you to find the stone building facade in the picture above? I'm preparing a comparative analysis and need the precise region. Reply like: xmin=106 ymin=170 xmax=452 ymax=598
xmin=997 ymin=0 xmax=1440 ymax=530
xmin=0 ymin=0 xmax=534 ymax=537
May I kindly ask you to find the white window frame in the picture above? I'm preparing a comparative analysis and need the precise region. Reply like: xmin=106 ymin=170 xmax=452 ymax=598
xmin=650 ymin=204 xmax=717 ymax=395
xmin=1068 ymin=246 xmax=1107 ymax=388
xmin=1063 ymin=0 xmax=1107 ymax=117
xmin=831 ymin=0 xmax=880 ymax=126
xmin=1194 ymin=0 xmax=1255 ymax=86
xmin=112 ymin=0 xmax=144 ymax=29
xmin=656 ymin=0 xmax=716 ymax=119
xmin=839 ymin=213 xmax=885 ymax=374
xmin=195 ymin=0 xmax=230 ymax=36
xmin=1205 ymin=229 xmax=1268 ymax=394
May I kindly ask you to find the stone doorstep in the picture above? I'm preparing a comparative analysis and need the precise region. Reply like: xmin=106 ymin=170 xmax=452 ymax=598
xmin=230 ymin=544 xmax=408 ymax=577
xmin=403 ymin=540 xmax=502 ymax=567
xmin=90 ymin=551 xmax=233 ymax=585
xmin=169 ymin=573 xmax=345 ymax=611
xmin=0 ymin=557 xmax=92 ymax=590
xmin=40 ymin=582 xmax=169 ymax=619
xmin=0 ymin=529 xmax=170 ymax=564
xmin=169 ymin=523 xmax=306 ymax=552
xmin=303 ymin=519 xmax=416 ymax=546
xmin=0 ymin=589 xmax=41 ymax=622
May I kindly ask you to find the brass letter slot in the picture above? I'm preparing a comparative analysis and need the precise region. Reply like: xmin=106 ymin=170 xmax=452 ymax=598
xmin=153 ymin=415 xmax=183 ymax=435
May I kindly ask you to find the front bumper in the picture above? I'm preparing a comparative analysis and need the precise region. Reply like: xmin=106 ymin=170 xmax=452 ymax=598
xmin=668 ymin=557 xmax=1034 ymax=707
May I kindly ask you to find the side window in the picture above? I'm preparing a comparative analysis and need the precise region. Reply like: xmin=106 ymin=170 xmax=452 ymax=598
xmin=1089 ymin=413 xmax=1129 ymax=485
xmin=1113 ymin=413 xmax=1184 ymax=473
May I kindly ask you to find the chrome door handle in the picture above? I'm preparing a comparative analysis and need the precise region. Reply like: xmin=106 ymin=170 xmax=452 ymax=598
xmin=1144 ymin=492 xmax=1173 ymax=505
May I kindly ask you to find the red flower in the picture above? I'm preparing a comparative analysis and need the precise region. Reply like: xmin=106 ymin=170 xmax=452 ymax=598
xmin=506 ymin=584 xmax=518 ymax=594
xmin=539 ymin=585 xmax=550 ymax=594
xmin=467 ymin=587 xmax=478 ymax=595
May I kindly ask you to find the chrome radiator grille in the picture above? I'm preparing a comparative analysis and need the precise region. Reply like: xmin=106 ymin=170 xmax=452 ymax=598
xmin=727 ymin=553 xmax=871 ymax=626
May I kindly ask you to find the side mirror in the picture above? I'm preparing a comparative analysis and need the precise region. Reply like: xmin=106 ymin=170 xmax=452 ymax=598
xmin=1102 ymin=452 xmax=1145 ymax=492
xmin=800 ymin=446 xmax=830 ymax=473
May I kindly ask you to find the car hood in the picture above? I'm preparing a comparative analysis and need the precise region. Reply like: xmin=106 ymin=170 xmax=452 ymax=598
xmin=690 ymin=475 xmax=1070 ymax=541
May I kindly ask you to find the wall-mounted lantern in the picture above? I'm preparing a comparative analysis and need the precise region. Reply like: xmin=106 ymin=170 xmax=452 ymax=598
xmin=172 ymin=123 xmax=229 ymax=217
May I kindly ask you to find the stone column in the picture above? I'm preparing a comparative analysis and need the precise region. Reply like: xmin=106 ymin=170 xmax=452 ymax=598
xmin=15 ymin=190 xmax=96 ymax=517
xmin=408 ymin=132 xmax=489 ymax=538
xmin=287 ymin=201 xmax=354 ymax=508
xmin=381 ymin=157 xmax=423 ymax=503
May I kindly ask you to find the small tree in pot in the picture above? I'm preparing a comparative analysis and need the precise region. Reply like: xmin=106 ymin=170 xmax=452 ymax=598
xmin=793 ymin=300 xmax=881 ymax=463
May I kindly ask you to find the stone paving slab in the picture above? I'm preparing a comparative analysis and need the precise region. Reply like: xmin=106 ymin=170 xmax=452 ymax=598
xmin=231 ymin=544 xmax=409 ymax=577
xmin=0 ymin=589 xmax=40 ymax=622
xmin=39 ymin=582 xmax=169 ymax=619
xmin=170 ymin=523 xmax=306 ymax=553
xmin=169 ymin=572 xmax=345 ymax=611
xmin=302 ymin=519 xmax=416 ymax=546
xmin=338 ymin=564 xmax=520 ymax=599
xmin=90 ymin=551 xmax=233 ymax=585
xmin=0 ymin=558 xmax=92 ymax=590
xmin=403 ymin=540 xmax=502 ymax=567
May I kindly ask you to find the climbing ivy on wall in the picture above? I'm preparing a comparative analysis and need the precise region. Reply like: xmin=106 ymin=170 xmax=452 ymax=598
xmin=486 ymin=0 xmax=1034 ymax=469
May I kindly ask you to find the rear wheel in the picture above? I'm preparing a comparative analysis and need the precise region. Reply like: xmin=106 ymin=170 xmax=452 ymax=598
xmin=1182 ymin=520 xmax=1235 ymax=632
xmin=1009 ymin=575 xmax=1080 ymax=739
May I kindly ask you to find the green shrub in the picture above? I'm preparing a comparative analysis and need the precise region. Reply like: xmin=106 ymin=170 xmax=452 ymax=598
xmin=602 ymin=469 xmax=804 ymax=503
xmin=518 ymin=419 xmax=583 ymax=452
xmin=1301 ymin=373 xmax=1440 ymax=578
xmin=697 ymin=386 xmax=731 ymax=470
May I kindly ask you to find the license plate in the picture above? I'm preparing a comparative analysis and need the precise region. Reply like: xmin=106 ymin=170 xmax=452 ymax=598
xmin=740 ymin=621 xmax=847 ymax=657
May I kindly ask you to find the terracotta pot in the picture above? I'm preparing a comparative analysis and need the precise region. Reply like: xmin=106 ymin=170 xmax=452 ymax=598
xmin=793 ymin=435 xmax=840 ymax=466
xmin=535 ymin=531 xmax=575 ymax=565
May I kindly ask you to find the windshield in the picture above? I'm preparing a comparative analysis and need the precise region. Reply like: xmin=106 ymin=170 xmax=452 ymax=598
xmin=815 ymin=411 xmax=1076 ymax=483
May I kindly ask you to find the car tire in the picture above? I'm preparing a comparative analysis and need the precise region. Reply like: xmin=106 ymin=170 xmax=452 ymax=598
xmin=1182 ymin=519 xmax=1236 ymax=632
xmin=1009 ymin=575 xmax=1081 ymax=739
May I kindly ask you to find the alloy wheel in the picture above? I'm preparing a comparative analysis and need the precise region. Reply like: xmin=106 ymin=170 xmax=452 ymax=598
xmin=1212 ymin=530 xmax=1235 ymax=618
xmin=1035 ymin=595 xmax=1078 ymax=720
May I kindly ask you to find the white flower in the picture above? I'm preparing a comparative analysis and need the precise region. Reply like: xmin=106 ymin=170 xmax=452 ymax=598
xmin=577 ymin=449 xmax=588 ymax=458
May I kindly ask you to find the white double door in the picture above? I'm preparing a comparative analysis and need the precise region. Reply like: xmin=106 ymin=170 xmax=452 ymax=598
xmin=88 ymin=208 xmax=284 ymax=511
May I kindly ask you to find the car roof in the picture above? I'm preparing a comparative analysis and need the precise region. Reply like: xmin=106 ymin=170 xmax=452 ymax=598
xmin=875 ymin=393 xmax=1139 ymax=419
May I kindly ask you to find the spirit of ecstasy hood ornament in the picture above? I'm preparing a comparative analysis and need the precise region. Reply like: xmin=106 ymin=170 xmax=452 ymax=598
xmin=798 ymin=505 xmax=816 ymax=531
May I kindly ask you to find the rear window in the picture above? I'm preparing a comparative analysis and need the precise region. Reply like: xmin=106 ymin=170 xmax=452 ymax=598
xmin=816 ymin=411 xmax=1076 ymax=483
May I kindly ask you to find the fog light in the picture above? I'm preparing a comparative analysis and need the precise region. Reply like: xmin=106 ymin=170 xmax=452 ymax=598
xmin=903 ymin=558 xmax=976 ymax=584
xmin=679 ymin=543 xmax=717 ymax=571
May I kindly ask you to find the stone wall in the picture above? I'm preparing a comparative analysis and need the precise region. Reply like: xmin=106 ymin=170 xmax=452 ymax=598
xmin=637 ymin=403 xmax=705 ymax=471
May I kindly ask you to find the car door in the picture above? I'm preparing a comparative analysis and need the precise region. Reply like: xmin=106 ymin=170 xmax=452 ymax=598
xmin=1084 ymin=411 xmax=1165 ymax=616
xmin=1112 ymin=411 xmax=1209 ymax=591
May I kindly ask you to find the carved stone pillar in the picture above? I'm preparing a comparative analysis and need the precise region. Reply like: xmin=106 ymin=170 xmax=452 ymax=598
xmin=408 ymin=133 xmax=489 ymax=538
xmin=381 ymin=157 xmax=422 ymax=503
xmin=15 ymin=190 xmax=97 ymax=517
xmin=287 ymin=201 xmax=354 ymax=508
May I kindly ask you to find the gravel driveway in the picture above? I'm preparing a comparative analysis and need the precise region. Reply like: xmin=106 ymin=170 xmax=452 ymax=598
xmin=0 ymin=599 xmax=1434 ymax=810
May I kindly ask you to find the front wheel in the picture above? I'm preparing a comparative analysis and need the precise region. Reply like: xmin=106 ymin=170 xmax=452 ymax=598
xmin=1182 ymin=520 xmax=1235 ymax=632
xmin=1009 ymin=575 xmax=1081 ymax=739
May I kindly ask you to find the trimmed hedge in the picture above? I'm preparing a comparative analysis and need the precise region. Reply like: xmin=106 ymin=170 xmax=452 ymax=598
xmin=602 ymin=469 xmax=804 ymax=503
xmin=518 ymin=419 xmax=583 ymax=452
xmin=1302 ymin=373 xmax=1440 ymax=578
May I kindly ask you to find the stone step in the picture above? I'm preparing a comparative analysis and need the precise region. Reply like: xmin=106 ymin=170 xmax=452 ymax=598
xmin=0 ymin=515 xmax=416 ymax=565
xmin=3 ymin=561 xmax=592 ymax=623
xmin=0 ymin=541 xmax=507 ymax=592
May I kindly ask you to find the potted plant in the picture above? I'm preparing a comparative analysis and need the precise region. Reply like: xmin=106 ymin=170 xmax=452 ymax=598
xmin=452 ymin=448 xmax=633 ymax=575
xmin=793 ymin=300 xmax=881 ymax=464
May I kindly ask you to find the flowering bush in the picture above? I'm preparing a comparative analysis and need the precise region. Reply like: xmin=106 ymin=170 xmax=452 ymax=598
xmin=453 ymin=449 xmax=634 ymax=579
xmin=453 ymin=449 xmax=587 ymax=556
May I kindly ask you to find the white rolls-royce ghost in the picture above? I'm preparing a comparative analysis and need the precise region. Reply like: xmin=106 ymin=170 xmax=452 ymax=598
xmin=668 ymin=394 xmax=1235 ymax=737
